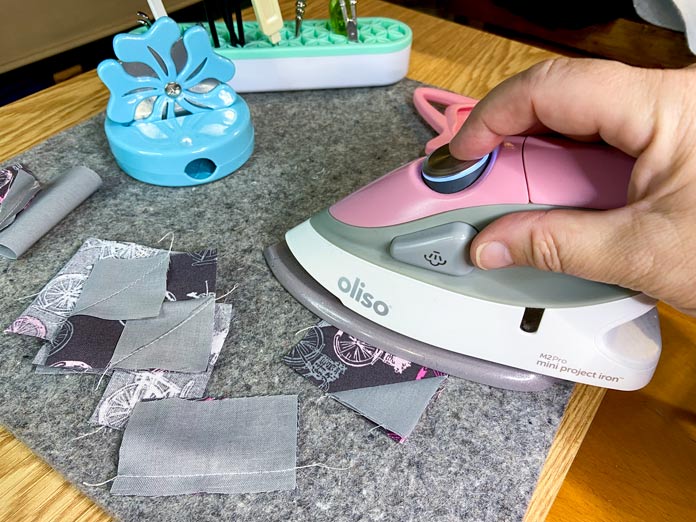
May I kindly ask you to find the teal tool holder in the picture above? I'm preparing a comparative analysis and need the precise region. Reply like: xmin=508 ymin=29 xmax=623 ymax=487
xmin=135 ymin=18 xmax=412 ymax=92
xmin=99 ymin=17 xmax=254 ymax=187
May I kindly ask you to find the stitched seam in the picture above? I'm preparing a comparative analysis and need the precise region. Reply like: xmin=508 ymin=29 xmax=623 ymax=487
xmin=107 ymin=296 xmax=214 ymax=368
xmin=73 ymin=253 xmax=170 ymax=313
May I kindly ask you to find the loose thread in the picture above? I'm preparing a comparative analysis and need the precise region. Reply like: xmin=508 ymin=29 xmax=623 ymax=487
xmin=71 ymin=425 xmax=107 ymax=441
xmin=215 ymin=284 xmax=239 ymax=302
xmin=294 ymin=325 xmax=314 ymax=337
xmin=83 ymin=476 xmax=117 ymax=487
xmin=15 ymin=291 xmax=41 ymax=301
xmin=95 ymin=296 xmax=215 ymax=390
xmin=82 ymin=462 xmax=352 ymax=487
xmin=156 ymin=232 xmax=175 ymax=250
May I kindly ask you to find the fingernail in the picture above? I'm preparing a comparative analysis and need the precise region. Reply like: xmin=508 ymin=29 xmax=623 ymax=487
xmin=475 ymin=241 xmax=513 ymax=269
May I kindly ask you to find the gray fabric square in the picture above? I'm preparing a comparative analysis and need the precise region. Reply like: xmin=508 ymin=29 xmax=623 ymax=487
xmin=111 ymin=395 xmax=298 ymax=496
xmin=109 ymin=296 xmax=215 ymax=372
xmin=71 ymin=252 xmax=169 ymax=320
xmin=331 ymin=376 xmax=447 ymax=438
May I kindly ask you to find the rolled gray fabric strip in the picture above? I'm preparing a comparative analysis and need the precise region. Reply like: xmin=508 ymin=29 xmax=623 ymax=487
xmin=0 ymin=166 xmax=102 ymax=259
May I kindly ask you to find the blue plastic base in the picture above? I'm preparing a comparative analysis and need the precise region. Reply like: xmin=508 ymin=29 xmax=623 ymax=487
xmin=105 ymin=97 xmax=254 ymax=187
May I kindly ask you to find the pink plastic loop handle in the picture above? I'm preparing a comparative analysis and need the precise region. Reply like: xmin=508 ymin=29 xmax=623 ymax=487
xmin=413 ymin=87 xmax=478 ymax=154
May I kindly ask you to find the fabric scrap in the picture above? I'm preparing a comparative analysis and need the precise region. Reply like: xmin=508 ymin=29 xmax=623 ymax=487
xmin=0 ymin=166 xmax=102 ymax=259
xmin=25 ymin=244 xmax=220 ymax=375
xmin=42 ymin=315 xmax=125 ymax=371
xmin=111 ymin=395 xmax=298 ymax=496
xmin=0 ymin=164 xmax=41 ymax=231
xmin=108 ymin=296 xmax=215 ymax=372
xmin=284 ymin=320 xmax=445 ymax=393
xmin=332 ymin=377 xmax=447 ymax=439
xmin=72 ymin=253 xmax=169 ymax=320
xmin=167 ymin=249 xmax=218 ymax=301
xmin=285 ymin=320 xmax=447 ymax=440
xmin=7 ymin=239 xmax=215 ymax=342
xmin=7 ymin=238 xmax=160 ymax=341
xmin=89 ymin=303 xmax=233 ymax=429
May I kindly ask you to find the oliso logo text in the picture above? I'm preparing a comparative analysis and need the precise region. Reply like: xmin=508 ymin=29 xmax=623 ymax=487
xmin=337 ymin=277 xmax=389 ymax=316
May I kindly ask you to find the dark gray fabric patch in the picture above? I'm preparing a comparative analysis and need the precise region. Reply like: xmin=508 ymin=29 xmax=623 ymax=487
xmin=167 ymin=250 xmax=218 ymax=300
xmin=72 ymin=253 xmax=169 ymax=320
xmin=108 ymin=296 xmax=215 ymax=372
xmin=43 ymin=315 xmax=125 ymax=370
xmin=111 ymin=395 xmax=298 ymax=496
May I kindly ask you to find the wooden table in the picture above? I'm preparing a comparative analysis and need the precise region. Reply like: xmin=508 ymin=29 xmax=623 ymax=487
xmin=1 ymin=1 xmax=695 ymax=520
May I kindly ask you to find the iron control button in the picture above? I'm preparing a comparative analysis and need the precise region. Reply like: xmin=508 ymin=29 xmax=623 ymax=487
xmin=389 ymin=222 xmax=478 ymax=275
xmin=421 ymin=144 xmax=491 ymax=194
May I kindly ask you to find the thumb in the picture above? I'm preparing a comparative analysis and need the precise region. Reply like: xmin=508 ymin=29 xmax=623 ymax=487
xmin=470 ymin=207 xmax=644 ymax=288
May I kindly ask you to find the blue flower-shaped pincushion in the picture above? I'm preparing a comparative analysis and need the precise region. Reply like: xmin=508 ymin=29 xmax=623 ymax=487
xmin=98 ymin=17 xmax=254 ymax=187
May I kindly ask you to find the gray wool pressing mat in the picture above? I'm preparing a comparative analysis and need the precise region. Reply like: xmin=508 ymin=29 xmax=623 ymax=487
xmin=0 ymin=79 xmax=573 ymax=522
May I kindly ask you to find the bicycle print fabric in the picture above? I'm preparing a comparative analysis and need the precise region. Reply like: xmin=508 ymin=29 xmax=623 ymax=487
xmin=285 ymin=321 xmax=447 ymax=440
xmin=0 ymin=163 xmax=41 ymax=231
xmin=8 ymin=239 xmax=219 ymax=373
xmin=284 ymin=320 xmax=446 ymax=393
xmin=6 ymin=238 xmax=160 ymax=341
xmin=7 ymin=238 xmax=218 ymax=343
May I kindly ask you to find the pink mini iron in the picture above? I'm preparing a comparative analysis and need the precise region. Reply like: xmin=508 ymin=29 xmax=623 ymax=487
xmin=265 ymin=87 xmax=661 ymax=391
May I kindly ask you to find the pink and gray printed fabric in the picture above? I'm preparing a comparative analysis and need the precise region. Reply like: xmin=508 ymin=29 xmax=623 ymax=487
xmin=0 ymin=163 xmax=40 ymax=231
xmin=285 ymin=321 xmax=447 ymax=441
xmin=7 ymin=238 xmax=233 ymax=430
xmin=0 ymin=162 xmax=102 ymax=259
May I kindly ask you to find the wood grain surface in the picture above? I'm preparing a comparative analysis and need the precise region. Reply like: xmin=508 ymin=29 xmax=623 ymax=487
xmin=1 ymin=1 xmax=694 ymax=521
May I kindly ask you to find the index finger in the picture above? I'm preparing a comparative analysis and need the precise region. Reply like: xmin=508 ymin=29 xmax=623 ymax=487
xmin=449 ymin=58 xmax=657 ymax=160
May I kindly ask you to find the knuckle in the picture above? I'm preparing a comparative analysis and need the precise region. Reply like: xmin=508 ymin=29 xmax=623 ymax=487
xmin=620 ymin=212 xmax=657 ymax=288
xmin=527 ymin=215 xmax=566 ymax=273
xmin=529 ymin=57 xmax=573 ymax=86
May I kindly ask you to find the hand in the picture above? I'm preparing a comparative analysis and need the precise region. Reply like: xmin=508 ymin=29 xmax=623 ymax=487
xmin=449 ymin=58 xmax=696 ymax=315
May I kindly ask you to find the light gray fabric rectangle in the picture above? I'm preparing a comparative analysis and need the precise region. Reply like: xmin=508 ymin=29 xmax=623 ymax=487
xmin=0 ymin=166 xmax=102 ymax=259
xmin=111 ymin=395 xmax=298 ymax=496
xmin=108 ymin=296 xmax=215 ymax=372
xmin=72 ymin=252 xmax=169 ymax=320
xmin=0 ymin=167 xmax=41 ymax=230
